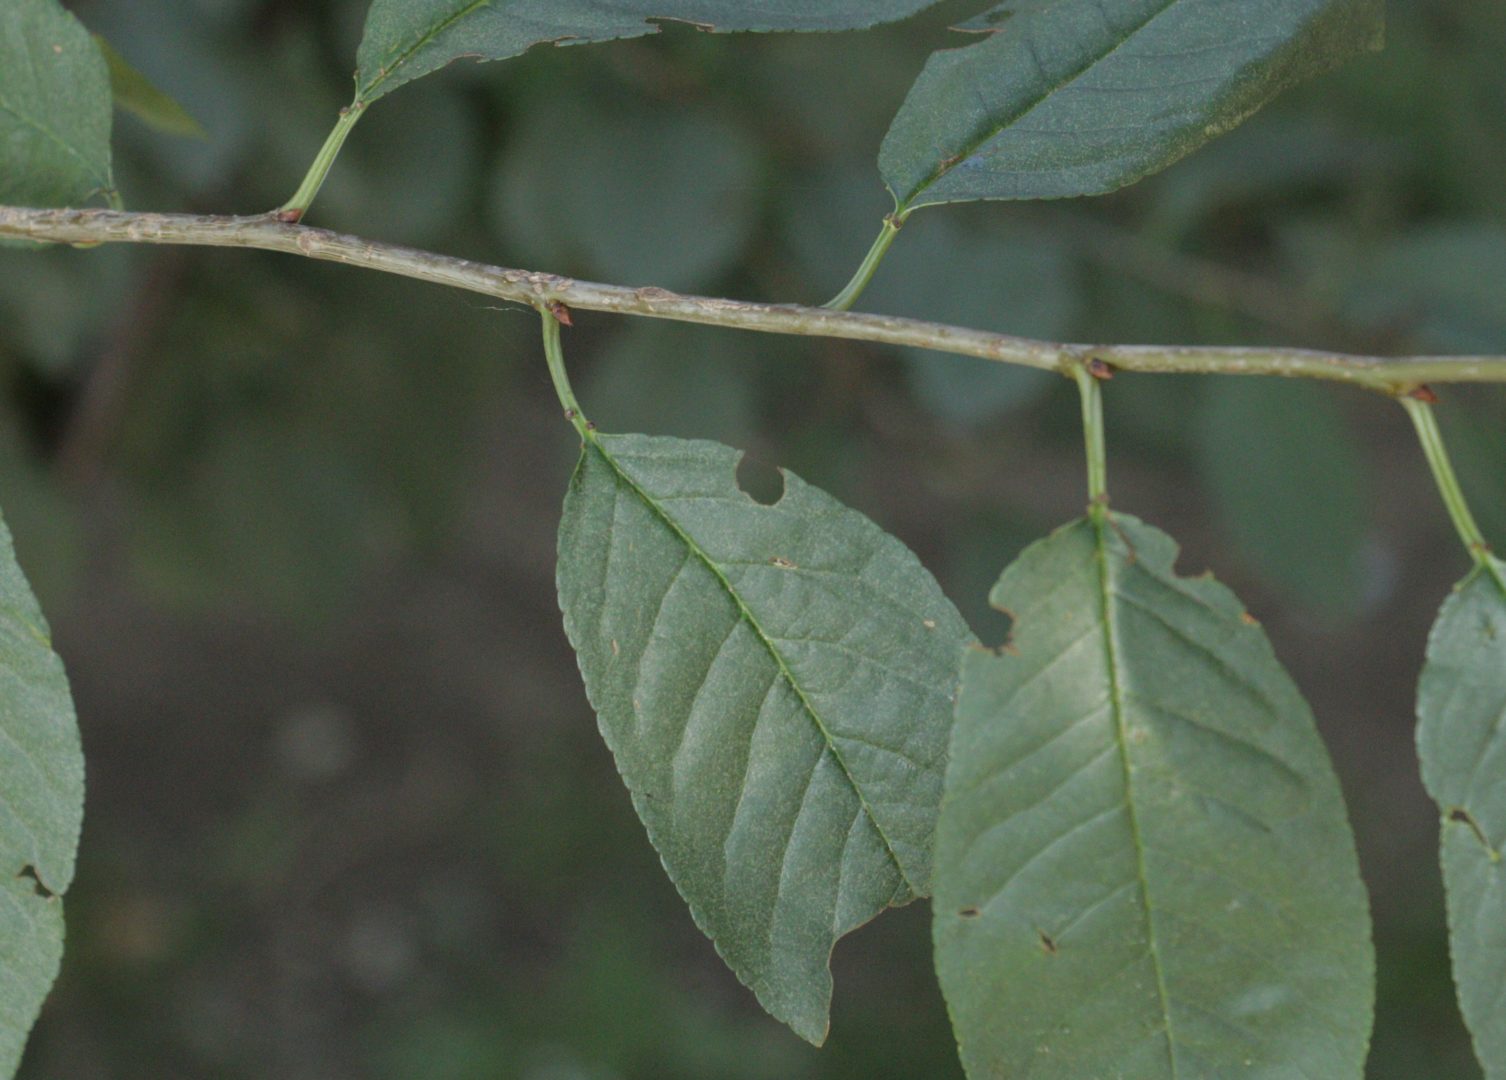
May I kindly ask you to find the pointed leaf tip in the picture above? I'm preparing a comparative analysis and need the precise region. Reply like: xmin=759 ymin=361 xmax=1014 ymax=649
xmin=557 ymin=432 xmax=969 ymax=1041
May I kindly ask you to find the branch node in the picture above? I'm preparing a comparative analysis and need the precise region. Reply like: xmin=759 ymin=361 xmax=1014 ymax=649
xmin=548 ymin=300 xmax=575 ymax=327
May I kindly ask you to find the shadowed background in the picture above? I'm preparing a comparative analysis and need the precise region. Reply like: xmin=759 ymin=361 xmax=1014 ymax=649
xmin=5 ymin=1 xmax=1506 ymax=1076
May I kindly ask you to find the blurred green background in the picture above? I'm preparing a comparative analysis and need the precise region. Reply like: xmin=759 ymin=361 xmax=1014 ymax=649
xmin=5 ymin=1 xmax=1506 ymax=1076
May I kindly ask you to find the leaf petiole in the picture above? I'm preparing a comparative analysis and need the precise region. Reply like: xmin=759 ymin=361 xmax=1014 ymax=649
xmin=541 ymin=307 xmax=591 ymax=439
xmin=1402 ymin=395 xmax=1499 ymax=578
xmin=277 ymin=103 xmax=366 ymax=222
xmin=1072 ymin=358 xmax=1109 ymax=518
xmin=824 ymin=216 xmax=903 ymax=312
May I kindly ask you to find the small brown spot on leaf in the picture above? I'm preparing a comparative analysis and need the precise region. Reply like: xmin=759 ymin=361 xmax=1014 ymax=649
xmin=958 ymin=906 xmax=981 ymax=919
xmin=1241 ymin=612 xmax=1260 ymax=627
xmin=771 ymin=557 xmax=797 ymax=570
xmin=1038 ymin=931 xmax=1058 ymax=955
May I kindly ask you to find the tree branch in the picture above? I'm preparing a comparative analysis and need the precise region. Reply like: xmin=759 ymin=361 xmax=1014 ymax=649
xmin=3 ymin=205 xmax=1504 ymax=395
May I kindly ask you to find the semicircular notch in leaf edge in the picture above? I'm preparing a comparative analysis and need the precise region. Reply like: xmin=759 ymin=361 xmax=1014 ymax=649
xmin=933 ymin=512 xmax=1374 ymax=1078
xmin=1417 ymin=557 xmax=1506 ymax=1080
xmin=0 ymin=509 xmax=85 ymax=1078
xmin=557 ymin=431 xmax=970 ymax=1044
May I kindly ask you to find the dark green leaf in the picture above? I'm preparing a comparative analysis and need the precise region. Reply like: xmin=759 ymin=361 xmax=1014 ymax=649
xmin=95 ymin=34 xmax=206 ymax=140
xmin=1197 ymin=378 xmax=1374 ymax=617
xmin=354 ymin=0 xmax=943 ymax=104
xmin=1417 ymin=559 xmax=1506 ymax=1080
xmin=0 ymin=0 xmax=114 ymax=206
xmin=934 ymin=513 xmax=1373 ymax=1078
xmin=880 ymin=0 xmax=1384 ymax=213
xmin=557 ymin=433 xmax=969 ymax=1043
xmin=0 ymin=511 xmax=84 ymax=1076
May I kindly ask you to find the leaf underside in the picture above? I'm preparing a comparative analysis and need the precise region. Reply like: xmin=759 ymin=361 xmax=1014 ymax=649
xmin=0 ymin=511 xmax=85 ymax=1077
xmin=880 ymin=0 xmax=1384 ymax=211
xmin=355 ymin=0 xmax=944 ymax=103
xmin=557 ymin=432 xmax=969 ymax=1044
xmin=1417 ymin=558 xmax=1506 ymax=1080
xmin=933 ymin=514 xmax=1373 ymax=1079
xmin=0 ymin=0 xmax=114 ymax=207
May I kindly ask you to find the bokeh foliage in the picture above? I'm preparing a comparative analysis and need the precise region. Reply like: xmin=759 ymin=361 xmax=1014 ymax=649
xmin=2 ymin=1 xmax=1506 ymax=1077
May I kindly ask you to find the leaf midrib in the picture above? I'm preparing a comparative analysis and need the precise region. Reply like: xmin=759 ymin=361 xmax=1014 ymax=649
xmin=0 ymin=94 xmax=108 ymax=195
xmin=898 ymin=0 xmax=1180 ymax=210
xmin=358 ymin=0 xmax=494 ymax=102
xmin=588 ymin=436 xmax=919 ymax=896
xmin=1091 ymin=513 xmax=1179 ymax=1076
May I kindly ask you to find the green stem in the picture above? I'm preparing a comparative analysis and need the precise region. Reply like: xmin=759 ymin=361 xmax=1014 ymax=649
xmin=541 ymin=310 xmax=590 ymax=439
xmin=1073 ymin=360 xmax=1109 ymax=518
xmin=278 ymin=104 xmax=366 ymax=221
xmin=1402 ymin=396 xmax=1494 ymax=569
xmin=824 ymin=217 xmax=902 ymax=311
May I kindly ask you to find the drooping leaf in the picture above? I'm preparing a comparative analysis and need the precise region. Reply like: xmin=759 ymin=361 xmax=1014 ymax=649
xmin=0 ymin=511 xmax=85 ymax=1077
xmin=880 ymin=0 xmax=1384 ymax=213
xmin=354 ymin=0 xmax=944 ymax=105
xmin=0 ymin=0 xmax=114 ymax=206
xmin=1417 ymin=558 xmax=1506 ymax=1079
xmin=1197 ymin=378 xmax=1374 ymax=617
xmin=95 ymin=35 xmax=206 ymax=140
xmin=934 ymin=513 xmax=1373 ymax=1078
xmin=556 ymin=432 xmax=970 ymax=1044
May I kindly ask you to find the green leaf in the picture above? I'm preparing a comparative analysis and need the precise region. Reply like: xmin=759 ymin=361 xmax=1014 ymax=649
xmin=934 ymin=513 xmax=1373 ymax=1078
xmin=0 ymin=0 xmax=114 ymax=206
xmin=556 ymin=433 xmax=970 ymax=1044
xmin=0 ymin=511 xmax=85 ymax=1076
xmin=880 ymin=0 xmax=1384 ymax=213
xmin=1197 ymin=378 xmax=1373 ymax=617
xmin=354 ymin=0 xmax=944 ymax=105
xmin=1416 ymin=558 xmax=1506 ymax=1080
xmin=94 ymin=35 xmax=205 ymax=140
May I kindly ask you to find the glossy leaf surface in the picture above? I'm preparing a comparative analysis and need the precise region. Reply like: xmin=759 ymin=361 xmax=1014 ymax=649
xmin=0 ymin=0 xmax=114 ymax=206
xmin=934 ymin=513 xmax=1373 ymax=1078
xmin=0 ymin=514 xmax=85 ymax=1077
xmin=880 ymin=0 xmax=1384 ymax=212
xmin=355 ymin=0 xmax=943 ymax=104
xmin=557 ymin=433 xmax=969 ymax=1044
xmin=1417 ymin=559 xmax=1506 ymax=1079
